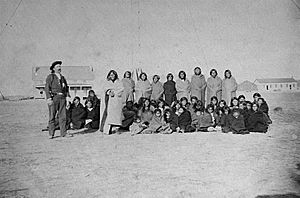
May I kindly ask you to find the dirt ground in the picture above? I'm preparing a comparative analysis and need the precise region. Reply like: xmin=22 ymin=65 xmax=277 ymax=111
xmin=0 ymin=93 xmax=299 ymax=198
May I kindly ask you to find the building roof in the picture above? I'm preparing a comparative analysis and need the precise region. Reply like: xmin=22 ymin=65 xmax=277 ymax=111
xmin=32 ymin=66 xmax=95 ymax=82
xmin=255 ymin=78 xmax=297 ymax=84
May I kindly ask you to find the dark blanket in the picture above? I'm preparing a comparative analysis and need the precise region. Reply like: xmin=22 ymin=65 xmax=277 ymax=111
xmin=67 ymin=103 xmax=86 ymax=129
xmin=122 ymin=105 xmax=138 ymax=129
xmin=163 ymin=80 xmax=177 ymax=106
xmin=165 ymin=112 xmax=179 ymax=131
xmin=85 ymin=107 xmax=100 ymax=129
xmin=229 ymin=114 xmax=248 ymax=134
xmin=259 ymin=102 xmax=269 ymax=116
xmin=178 ymin=110 xmax=195 ymax=132
xmin=247 ymin=111 xmax=269 ymax=133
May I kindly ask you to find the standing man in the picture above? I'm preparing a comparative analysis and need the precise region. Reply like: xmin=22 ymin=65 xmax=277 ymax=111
xmin=191 ymin=67 xmax=207 ymax=105
xmin=45 ymin=61 xmax=72 ymax=139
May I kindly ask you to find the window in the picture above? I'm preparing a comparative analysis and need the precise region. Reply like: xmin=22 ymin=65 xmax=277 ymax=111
xmin=286 ymin=84 xmax=288 ymax=87
xmin=293 ymin=84 xmax=296 ymax=88
xmin=280 ymin=84 xmax=283 ymax=88
xmin=270 ymin=84 xmax=272 ymax=88
xmin=82 ymin=86 xmax=92 ymax=91
xmin=275 ymin=84 xmax=277 ymax=88
xmin=266 ymin=85 xmax=269 ymax=90
xmin=70 ymin=86 xmax=80 ymax=90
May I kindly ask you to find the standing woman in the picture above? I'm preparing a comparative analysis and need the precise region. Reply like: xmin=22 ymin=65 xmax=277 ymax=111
xmin=221 ymin=69 xmax=237 ymax=105
xmin=207 ymin=69 xmax=222 ymax=103
xmin=99 ymin=70 xmax=124 ymax=134
xmin=191 ymin=67 xmax=207 ymax=105
xmin=121 ymin=71 xmax=135 ymax=104
xmin=176 ymin=70 xmax=191 ymax=101
xmin=151 ymin=75 xmax=164 ymax=101
xmin=163 ymin=73 xmax=177 ymax=107
xmin=135 ymin=72 xmax=152 ymax=102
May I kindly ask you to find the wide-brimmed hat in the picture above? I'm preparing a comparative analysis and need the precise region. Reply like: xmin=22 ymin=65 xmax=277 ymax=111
xmin=50 ymin=60 xmax=62 ymax=70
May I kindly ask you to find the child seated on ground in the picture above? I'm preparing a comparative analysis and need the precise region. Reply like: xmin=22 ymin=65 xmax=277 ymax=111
xmin=243 ymin=101 xmax=254 ymax=128
xmin=180 ymin=97 xmax=190 ymax=110
xmin=247 ymin=102 xmax=270 ymax=133
xmin=189 ymin=96 xmax=198 ymax=112
xmin=138 ymin=98 xmax=154 ymax=125
xmin=177 ymin=105 xmax=195 ymax=133
xmin=220 ymin=106 xmax=231 ymax=133
xmin=230 ymin=97 xmax=239 ymax=110
xmin=130 ymin=116 xmax=148 ymax=135
xmin=206 ymin=104 xmax=219 ymax=127
xmin=122 ymin=101 xmax=138 ymax=130
xmin=142 ymin=109 xmax=172 ymax=134
xmin=67 ymin=96 xmax=86 ymax=130
xmin=253 ymin=92 xmax=261 ymax=103
xmin=257 ymin=97 xmax=270 ymax=119
xmin=84 ymin=99 xmax=100 ymax=129
xmin=192 ymin=107 xmax=215 ymax=132
xmin=157 ymin=99 xmax=166 ymax=115
xmin=164 ymin=109 xmax=179 ymax=132
xmin=218 ymin=99 xmax=227 ymax=109
xmin=210 ymin=96 xmax=218 ymax=111
xmin=238 ymin=95 xmax=245 ymax=103
xmin=228 ymin=109 xmax=249 ymax=134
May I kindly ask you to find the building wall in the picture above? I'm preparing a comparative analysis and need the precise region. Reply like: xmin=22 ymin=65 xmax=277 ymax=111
xmin=256 ymin=82 xmax=298 ymax=92
xmin=34 ymin=85 xmax=93 ymax=99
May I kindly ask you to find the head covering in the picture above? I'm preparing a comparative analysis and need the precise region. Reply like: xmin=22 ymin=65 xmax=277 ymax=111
xmin=50 ymin=60 xmax=62 ymax=70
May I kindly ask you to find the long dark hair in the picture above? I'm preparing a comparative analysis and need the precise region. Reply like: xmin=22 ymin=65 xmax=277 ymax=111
xmin=224 ymin=69 xmax=232 ymax=79
xmin=123 ymin=71 xmax=131 ymax=78
xmin=178 ymin=70 xmax=186 ymax=80
xmin=107 ymin=70 xmax=118 ymax=82
xmin=166 ymin=73 xmax=174 ymax=81
xmin=139 ymin=72 xmax=147 ymax=81
xmin=210 ymin=69 xmax=218 ymax=76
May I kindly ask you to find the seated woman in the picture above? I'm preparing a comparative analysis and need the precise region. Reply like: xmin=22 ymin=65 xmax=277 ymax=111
xmin=177 ymin=105 xmax=195 ymax=133
xmin=164 ymin=109 xmax=179 ymax=132
xmin=180 ymin=97 xmax=190 ymax=110
xmin=130 ymin=116 xmax=148 ymax=135
xmin=171 ymin=100 xmax=181 ymax=115
xmin=85 ymin=99 xmax=100 ymax=129
xmin=143 ymin=109 xmax=172 ymax=134
xmin=228 ymin=109 xmax=249 ymax=134
xmin=253 ymin=92 xmax=261 ymax=103
xmin=247 ymin=102 xmax=270 ymax=133
xmin=210 ymin=96 xmax=219 ymax=111
xmin=206 ymin=104 xmax=219 ymax=127
xmin=138 ymin=98 xmax=153 ymax=126
xmin=189 ymin=96 xmax=198 ymax=111
xmin=242 ymin=101 xmax=253 ymax=128
xmin=192 ymin=106 xmax=214 ymax=132
xmin=238 ymin=95 xmax=246 ymax=103
xmin=257 ymin=97 xmax=270 ymax=118
xmin=87 ymin=90 xmax=100 ymax=109
xmin=230 ymin=97 xmax=239 ymax=110
xmin=218 ymin=99 xmax=227 ymax=109
xmin=157 ymin=99 xmax=166 ymax=115
xmin=67 ymin=97 xmax=86 ymax=130
xmin=219 ymin=106 xmax=231 ymax=133
xmin=121 ymin=101 xmax=138 ymax=130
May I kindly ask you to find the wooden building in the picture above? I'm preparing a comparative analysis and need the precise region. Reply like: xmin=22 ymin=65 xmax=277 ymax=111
xmin=254 ymin=78 xmax=298 ymax=92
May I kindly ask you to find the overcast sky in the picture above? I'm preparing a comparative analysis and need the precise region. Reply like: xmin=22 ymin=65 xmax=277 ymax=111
xmin=0 ymin=0 xmax=299 ymax=96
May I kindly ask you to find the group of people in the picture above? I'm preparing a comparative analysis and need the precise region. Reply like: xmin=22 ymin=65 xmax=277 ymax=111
xmin=98 ymin=68 xmax=272 ymax=135
xmin=66 ymin=90 xmax=100 ymax=131
xmin=45 ymin=60 xmax=271 ymax=139
xmin=123 ymin=92 xmax=272 ymax=135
